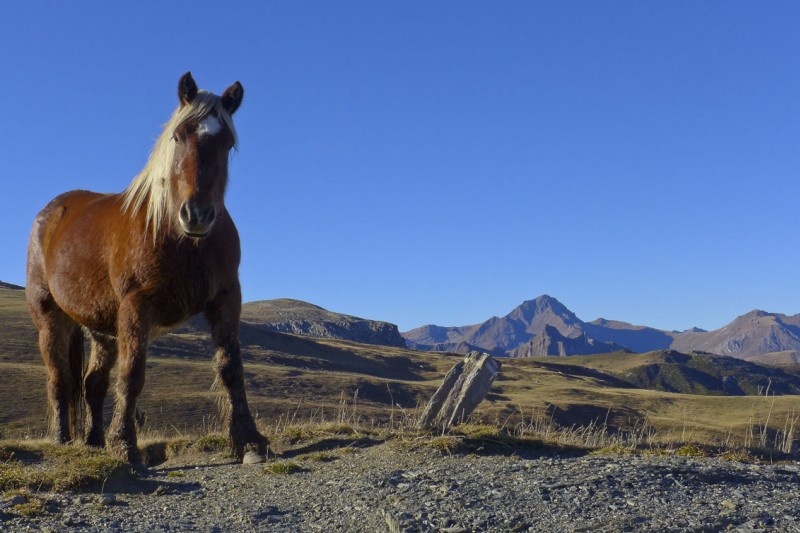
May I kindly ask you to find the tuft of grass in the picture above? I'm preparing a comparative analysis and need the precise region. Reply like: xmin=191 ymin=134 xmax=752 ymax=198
xmin=263 ymin=461 xmax=305 ymax=475
xmin=296 ymin=451 xmax=337 ymax=462
xmin=165 ymin=437 xmax=193 ymax=456
xmin=277 ymin=425 xmax=314 ymax=445
xmin=140 ymin=433 xmax=230 ymax=465
xmin=676 ymin=444 xmax=707 ymax=457
xmin=192 ymin=433 xmax=228 ymax=453
xmin=272 ymin=421 xmax=370 ymax=446
xmin=592 ymin=444 xmax=634 ymax=456
xmin=426 ymin=436 xmax=463 ymax=455
xmin=166 ymin=471 xmax=185 ymax=478
xmin=643 ymin=448 xmax=671 ymax=457
xmin=338 ymin=446 xmax=357 ymax=455
xmin=2 ymin=490 xmax=46 ymax=517
xmin=719 ymin=449 xmax=758 ymax=463
xmin=0 ymin=442 xmax=129 ymax=493
xmin=453 ymin=424 xmax=502 ymax=440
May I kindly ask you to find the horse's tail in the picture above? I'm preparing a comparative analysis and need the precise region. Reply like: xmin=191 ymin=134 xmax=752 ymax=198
xmin=68 ymin=327 xmax=84 ymax=438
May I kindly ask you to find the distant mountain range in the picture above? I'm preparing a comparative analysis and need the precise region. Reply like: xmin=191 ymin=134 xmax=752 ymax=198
xmin=4 ymin=279 xmax=800 ymax=362
xmin=403 ymin=295 xmax=800 ymax=362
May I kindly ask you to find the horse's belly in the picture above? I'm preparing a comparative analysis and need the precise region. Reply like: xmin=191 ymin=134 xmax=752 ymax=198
xmin=49 ymin=272 xmax=118 ymax=334
xmin=35 ymin=191 xmax=118 ymax=332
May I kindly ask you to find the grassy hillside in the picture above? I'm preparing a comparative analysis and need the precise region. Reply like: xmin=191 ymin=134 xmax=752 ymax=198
xmin=3 ymin=287 xmax=800 ymax=452
xmin=532 ymin=350 xmax=800 ymax=395
xmin=745 ymin=350 xmax=800 ymax=366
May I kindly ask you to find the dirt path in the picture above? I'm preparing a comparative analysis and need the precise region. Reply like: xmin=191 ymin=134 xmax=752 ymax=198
xmin=4 ymin=441 xmax=800 ymax=532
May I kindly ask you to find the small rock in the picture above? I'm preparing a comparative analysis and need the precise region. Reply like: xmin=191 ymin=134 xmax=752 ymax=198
xmin=243 ymin=451 xmax=266 ymax=464
xmin=98 ymin=494 xmax=116 ymax=506
xmin=401 ymin=470 xmax=423 ymax=480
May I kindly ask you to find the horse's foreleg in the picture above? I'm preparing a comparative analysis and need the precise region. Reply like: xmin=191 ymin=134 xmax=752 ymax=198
xmin=84 ymin=332 xmax=118 ymax=447
xmin=107 ymin=298 xmax=148 ymax=463
xmin=206 ymin=286 xmax=268 ymax=460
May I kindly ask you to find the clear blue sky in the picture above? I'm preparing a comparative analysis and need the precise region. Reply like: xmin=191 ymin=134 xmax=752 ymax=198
xmin=2 ymin=2 xmax=799 ymax=332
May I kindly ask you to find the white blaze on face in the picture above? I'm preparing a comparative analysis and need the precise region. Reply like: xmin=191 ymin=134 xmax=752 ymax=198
xmin=197 ymin=115 xmax=222 ymax=137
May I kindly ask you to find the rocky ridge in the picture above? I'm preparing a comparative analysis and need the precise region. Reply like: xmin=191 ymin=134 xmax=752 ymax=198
xmin=237 ymin=298 xmax=406 ymax=348
xmin=403 ymin=295 xmax=800 ymax=360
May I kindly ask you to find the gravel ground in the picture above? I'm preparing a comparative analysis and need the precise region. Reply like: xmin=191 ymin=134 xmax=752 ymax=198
xmin=3 ymin=441 xmax=800 ymax=532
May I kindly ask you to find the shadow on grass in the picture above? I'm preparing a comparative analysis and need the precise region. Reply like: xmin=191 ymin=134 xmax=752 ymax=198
xmin=411 ymin=434 xmax=590 ymax=460
xmin=277 ymin=436 xmax=385 ymax=459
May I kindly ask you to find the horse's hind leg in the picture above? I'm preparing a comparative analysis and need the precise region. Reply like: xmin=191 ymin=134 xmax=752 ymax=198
xmin=28 ymin=294 xmax=82 ymax=444
xmin=84 ymin=332 xmax=117 ymax=447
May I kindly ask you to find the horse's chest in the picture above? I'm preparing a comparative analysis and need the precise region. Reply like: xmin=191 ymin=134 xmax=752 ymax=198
xmin=148 ymin=271 xmax=212 ymax=323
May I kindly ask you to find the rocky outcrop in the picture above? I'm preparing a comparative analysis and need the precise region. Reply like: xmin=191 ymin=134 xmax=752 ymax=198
xmin=418 ymin=352 xmax=501 ymax=429
xmin=240 ymin=299 xmax=407 ymax=348
xmin=510 ymin=325 xmax=626 ymax=357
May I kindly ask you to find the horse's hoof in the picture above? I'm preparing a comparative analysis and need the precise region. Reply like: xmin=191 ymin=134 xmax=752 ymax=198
xmin=85 ymin=433 xmax=105 ymax=448
xmin=107 ymin=437 xmax=142 ymax=465
xmin=242 ymin=451 xmax=265 ymax=464
xmin=131 ymin=463 xmax=151 ymax=476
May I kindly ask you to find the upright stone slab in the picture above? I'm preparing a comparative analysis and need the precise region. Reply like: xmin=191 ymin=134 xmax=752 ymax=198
xmin=418 ymin=351 xmax=501 ymax=430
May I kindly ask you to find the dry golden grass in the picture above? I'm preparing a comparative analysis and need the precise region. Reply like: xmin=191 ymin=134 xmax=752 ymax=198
xmin=0 ymin=439 xmax=129 ymax=493
xmin=4 ymin=286 xmax=800 ymax=461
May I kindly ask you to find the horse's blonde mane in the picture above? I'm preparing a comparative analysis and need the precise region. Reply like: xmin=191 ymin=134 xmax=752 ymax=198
xmin=122 ymin=90 xmax=237 ymax=239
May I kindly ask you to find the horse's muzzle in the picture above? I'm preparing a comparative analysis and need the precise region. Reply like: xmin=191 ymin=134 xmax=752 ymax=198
xmin=179 ymin=201 xmax=216 ymax=237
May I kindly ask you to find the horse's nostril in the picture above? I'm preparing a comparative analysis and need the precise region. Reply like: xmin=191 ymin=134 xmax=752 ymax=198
xmin=201 ymin=206 xmax=216 ymax=224
xmin=179 ymin=202 xmax=215 ymax=234
xmin=180 ymin=202 xmax=193 ymax=223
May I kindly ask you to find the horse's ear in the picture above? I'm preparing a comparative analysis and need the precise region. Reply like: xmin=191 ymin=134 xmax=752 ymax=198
xmin=178 ymin=72 xmax=198 ymax=107
xmin=221 ymin=81 xmax=244 ymax=115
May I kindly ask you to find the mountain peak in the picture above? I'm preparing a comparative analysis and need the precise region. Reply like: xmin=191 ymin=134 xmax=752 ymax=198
xmin=522 ymin=294 xmax=561 ymax=307
xmin=403 ymin=295 xmax=590 ymax=355
xmin=731 ymin=309 xmax=778 ymax=324
xmin=511 ymin=295 xmax=573 ymax=320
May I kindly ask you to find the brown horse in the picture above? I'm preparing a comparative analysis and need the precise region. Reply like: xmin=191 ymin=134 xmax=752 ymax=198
xmin=25 ymin=72 xmax=267 ymax=463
